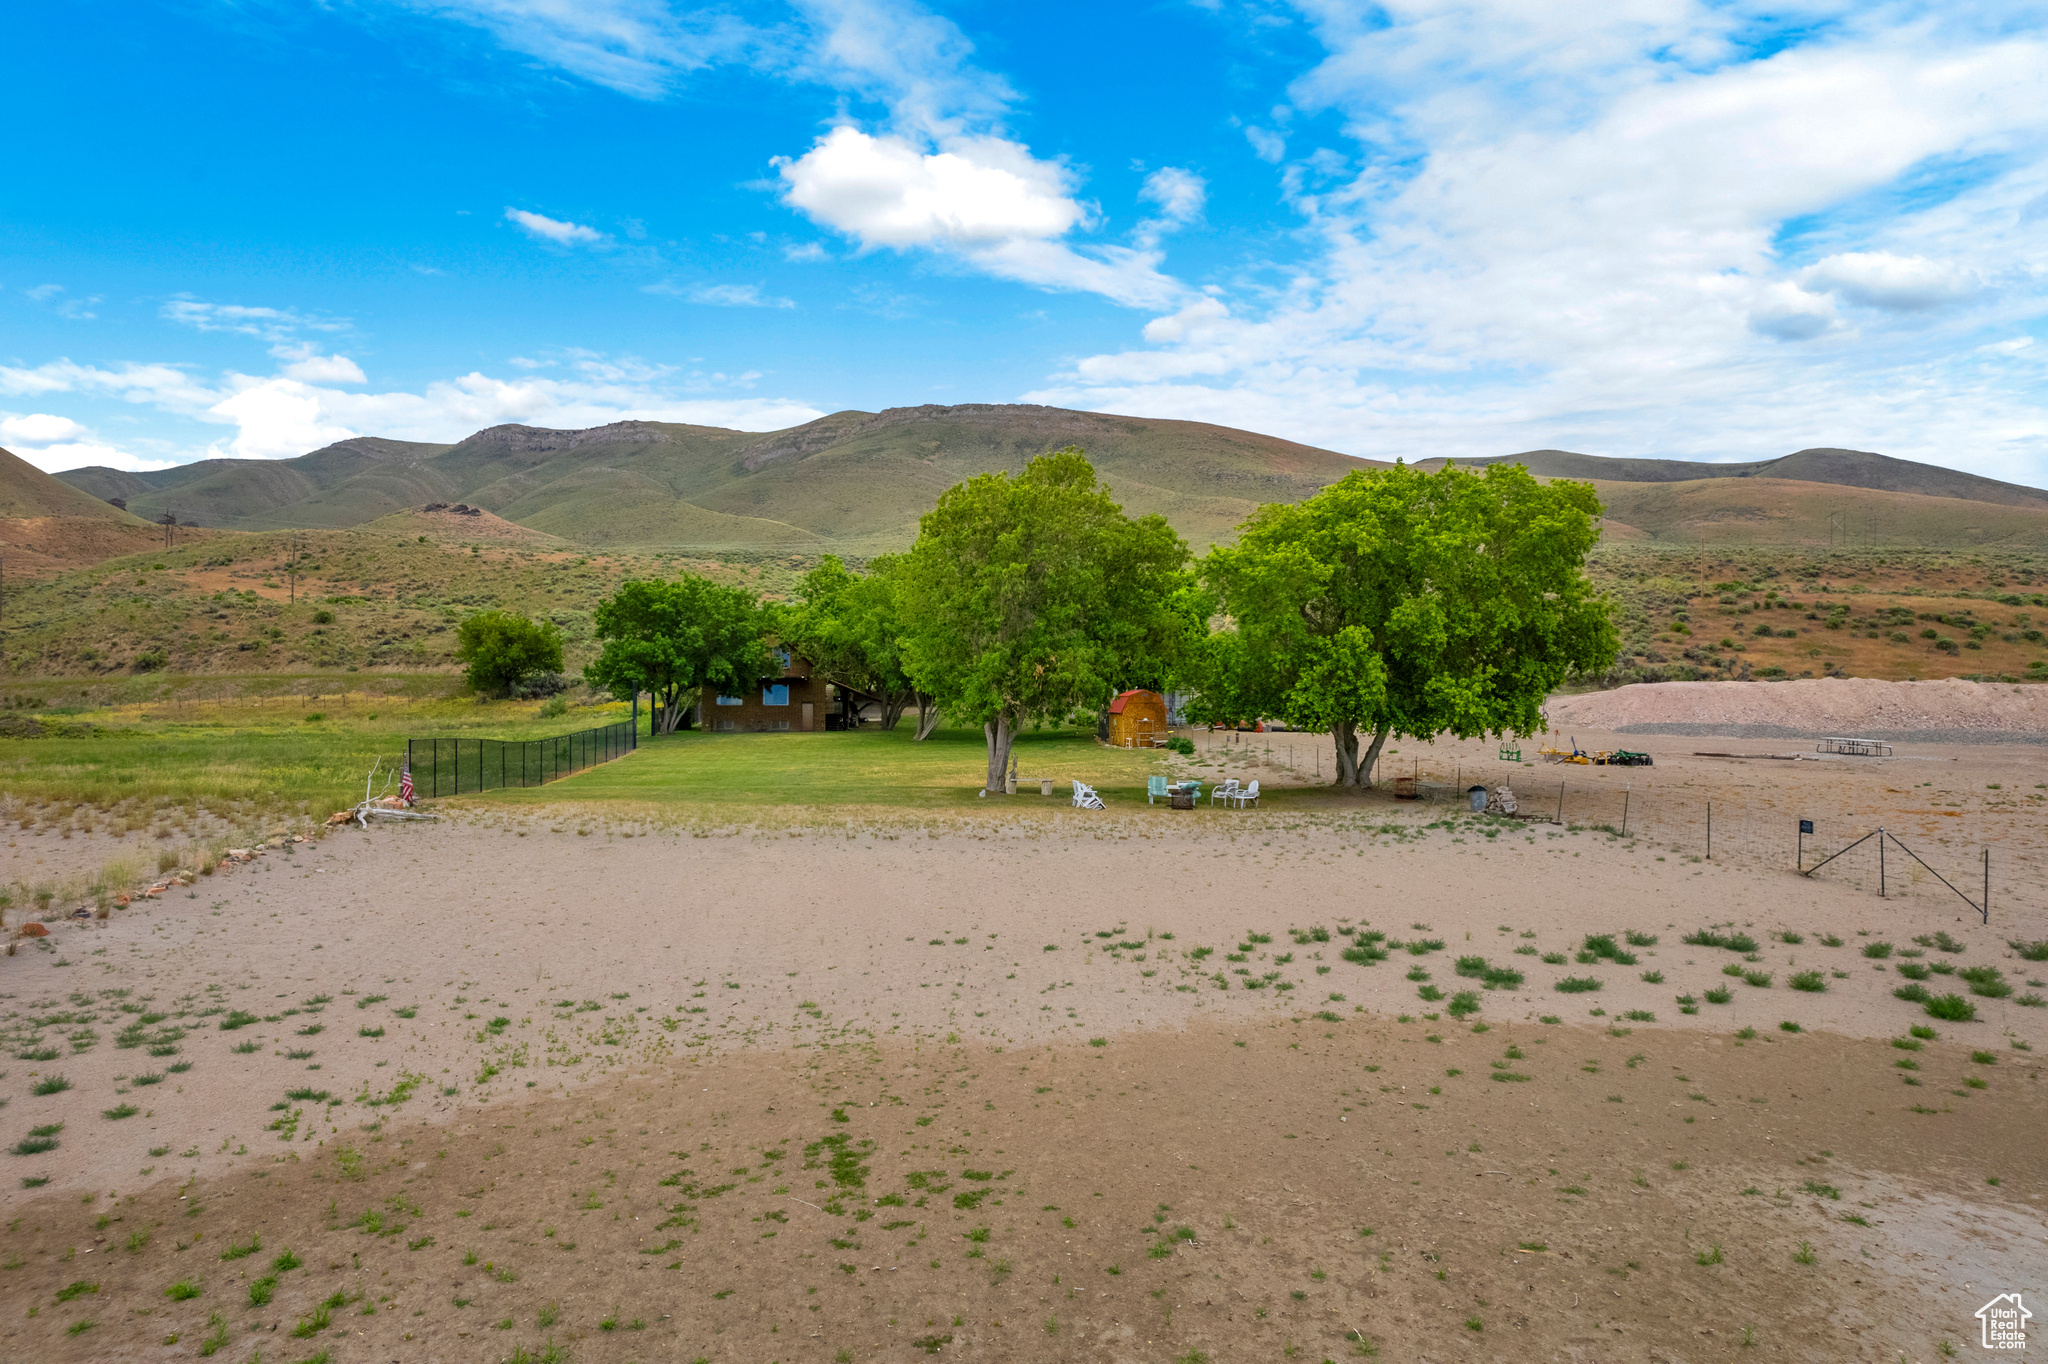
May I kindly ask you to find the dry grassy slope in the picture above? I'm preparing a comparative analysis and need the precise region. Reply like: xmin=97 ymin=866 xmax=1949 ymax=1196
xmin=54 ymin=437 xmax=453 ymax=528
xmin=45 ymin=406 xmax=1377 ymax=553
xmin=1591 ymin=477 xmax=2048 ymax=549
xmin=0 ymin=446 xmax=144 ymax=521
xmin=1423 ymin=445 xmax=2048 ymax=509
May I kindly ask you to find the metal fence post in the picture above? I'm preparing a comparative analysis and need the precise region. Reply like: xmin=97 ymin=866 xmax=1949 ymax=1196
xmin=1706 ymin=799 xmax=1711 ymax=860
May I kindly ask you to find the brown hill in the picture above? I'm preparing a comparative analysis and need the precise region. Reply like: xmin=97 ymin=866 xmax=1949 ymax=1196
xmin=51 ymin=405 xmax=1379 ymax=553
xmin=1419 ymin=446 xmax=2048 ymax=509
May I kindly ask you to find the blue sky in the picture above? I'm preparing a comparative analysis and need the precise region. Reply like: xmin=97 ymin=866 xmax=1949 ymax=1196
xmin=4 ymin=0 xmax=2045 ymax=485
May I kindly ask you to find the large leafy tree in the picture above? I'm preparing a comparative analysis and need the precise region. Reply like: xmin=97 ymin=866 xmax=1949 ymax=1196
xmin=1194 ymin=461 xmax=1616 ymax=787
xmin=784 ymin=554 xmax=939 ymax=737
xmin=455 ymin=610 xmax=564 ymax=697
xmin=899 ymin=448 xmax=1189 ymax=792
xmin=585 ymin=574 xmax=771 ymax=734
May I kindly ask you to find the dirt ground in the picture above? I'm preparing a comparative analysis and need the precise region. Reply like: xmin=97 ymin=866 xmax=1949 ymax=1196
xmin=3 ymin=764 xmax=2045 ymax=1363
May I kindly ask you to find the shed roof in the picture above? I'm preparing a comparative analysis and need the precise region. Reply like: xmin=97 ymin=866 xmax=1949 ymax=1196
xmin=1108 ymin=689 xmax=1162 ymax=715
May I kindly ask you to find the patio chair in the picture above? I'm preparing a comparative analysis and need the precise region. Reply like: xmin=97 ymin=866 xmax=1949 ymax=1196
xmin=1209 ymin=779 xmax=1238 ymax=807
xmin=1147 ymin=774 xmax=1169 ymax=804
xmin=1071 ymin=780 xmax=1105 ymax=810
xmin=1229 ymin=779 xmax=1261 ymax=809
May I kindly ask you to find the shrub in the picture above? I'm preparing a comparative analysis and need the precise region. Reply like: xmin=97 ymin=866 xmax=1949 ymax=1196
xmin=1553 ymin=976 xmax=1602 ymax=994
xmin=1789 ymin=971 xmax=1826 ymax=993
xmin=131 ymin=648 xmax=169 ymax=673
xmin=1924 ymin=994 xmax=1976 ymax=1023
xmin=1862 ymin=942 xmax=1892 ymax=959
xmin=456 ymin=611 xmax=566 ymax=698
xmin=1893 ymin=983 xmax=1930 ymax=1003
xmin=1959 ymin=966 xmax=2011 ymax=999
xmin=2009 ymin=939 xmax=2048 ymax=962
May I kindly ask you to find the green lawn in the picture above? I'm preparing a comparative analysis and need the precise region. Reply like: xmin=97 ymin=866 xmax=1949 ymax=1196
xmin=0 ymin=692 xmax=637 ymax=812
xmin=473 ymin=724 xmax=1172 ymax=811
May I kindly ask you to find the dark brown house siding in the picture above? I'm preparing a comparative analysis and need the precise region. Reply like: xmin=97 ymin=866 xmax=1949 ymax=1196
xmin=700 ymin=651 xmax=824 ymax=732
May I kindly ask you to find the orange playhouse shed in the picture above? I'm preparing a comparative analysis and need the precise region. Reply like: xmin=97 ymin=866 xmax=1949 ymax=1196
xmin=1106 ymin=689 xmax=1169 ymax=748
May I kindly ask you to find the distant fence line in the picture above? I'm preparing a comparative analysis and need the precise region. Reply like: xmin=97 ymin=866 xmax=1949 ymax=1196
xmin=405 ymin=720 xmax=637 ymax=797
xmin=1191 ymin=728 xmax=2045 ymax=922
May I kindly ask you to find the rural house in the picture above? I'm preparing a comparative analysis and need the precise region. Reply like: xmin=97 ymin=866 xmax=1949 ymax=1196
xmin=700 ymin=648 xmax=826 ymax=732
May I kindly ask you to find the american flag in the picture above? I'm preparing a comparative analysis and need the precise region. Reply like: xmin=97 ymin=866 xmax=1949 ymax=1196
xmin=399 ymin=755 xmax=414 ymax=805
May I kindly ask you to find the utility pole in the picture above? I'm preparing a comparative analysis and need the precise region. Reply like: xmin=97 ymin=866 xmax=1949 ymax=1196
xmin=287 ymin=531 xmax=302 ymax=605
xmin=158 ymin=510 xmax=178 ymax=550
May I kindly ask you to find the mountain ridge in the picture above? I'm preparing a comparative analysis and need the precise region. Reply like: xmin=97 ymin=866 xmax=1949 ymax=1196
xmin=43 ymin=407 xmax=2048 ymax=552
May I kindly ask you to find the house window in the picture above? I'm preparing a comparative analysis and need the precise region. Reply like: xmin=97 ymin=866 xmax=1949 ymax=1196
xmin=762 ymin=684 xmax=789 ymax=706
xmin=716 ymin=695 xmax=744 ymax=706
xmin=773 ymin=647 xmax=792 ymax=672
xmin=715 ymin=719 xmax=736 ymax=731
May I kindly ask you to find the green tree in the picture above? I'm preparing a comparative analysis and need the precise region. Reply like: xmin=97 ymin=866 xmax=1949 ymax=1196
xmin=784 ymin=554 xmax=938 ymax=736
xmin=1194 ymin=461 xmax=1616 ymax=787
xmin=455 ymin=610 xmax=565 ymax=698
xmin=585 ymin=575 xmax=771 ymax=733
xmin=899 ymin=448 xmax=1189 ymax=792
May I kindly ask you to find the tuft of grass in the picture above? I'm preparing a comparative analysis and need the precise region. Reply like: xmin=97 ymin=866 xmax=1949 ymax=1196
xmin=166 ymin=1279 xmax=202 ymax=1301
xmin=1793 ymin=1239 xmax=1816 ymax=1265
xmin=30 ymin=1075 xmax=71 ymax=1096
xmin=1789 ymin=970 xmax=1826 ymax=992
xmin=1924 ymin=994 xmax=1976 ymax=1022
xmin=1553 ymin=976 xmax=1602 ymax=994
xmin=1862 ymin=942 xmax=1893 ymax=959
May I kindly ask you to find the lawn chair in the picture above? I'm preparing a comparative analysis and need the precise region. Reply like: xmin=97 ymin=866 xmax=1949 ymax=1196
xmin=1071 ymin=780 xmax=1105 ymax=810
xmin=1228 ymin=779 xmax=1260 ymax=809
xmin=1209 ymin=779 xmax=1238 ymax=807
xmin=1147 ymin=774 xmax=1169 ymax=804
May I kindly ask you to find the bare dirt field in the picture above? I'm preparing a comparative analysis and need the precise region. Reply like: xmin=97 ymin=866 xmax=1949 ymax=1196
xmin=3 ymin=745 xmax=2044 ymax=1363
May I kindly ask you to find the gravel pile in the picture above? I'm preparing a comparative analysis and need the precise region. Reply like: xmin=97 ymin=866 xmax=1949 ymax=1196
xmin=1548 ymin=677 xmax=2048 ymax=744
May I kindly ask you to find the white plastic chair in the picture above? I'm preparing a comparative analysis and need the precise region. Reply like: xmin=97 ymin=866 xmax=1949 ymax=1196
xmin=1071 ymin=780 xmax=1105 ymax=810
xmin=1229 ymin=779 xmax=1260 ymax=809
xmin=1209 ymin=779 xmax=1238 ymax=807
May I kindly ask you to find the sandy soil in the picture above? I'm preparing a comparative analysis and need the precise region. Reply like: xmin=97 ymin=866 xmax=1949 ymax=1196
xmin=3 ymin=793 xmax=2044 ymax=1361
xmin=1546 ymin=677 xmax=2048 ymax=742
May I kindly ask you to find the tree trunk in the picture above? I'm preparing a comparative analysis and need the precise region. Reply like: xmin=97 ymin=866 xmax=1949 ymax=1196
xmin=1331 ymin=718 xmax=1361 ymax=787
xmin=983 ymin=714 xmax=1015 ymax=793
xmin=880 ymin=688 xmax=911 ymax=731
xmin=654 ymin=683 xmax=686 ymax=734
xmin=912 ymin=694 xmax=941 ymax=741
xmin=1359 ymin=725 xmax=1392 ymax=788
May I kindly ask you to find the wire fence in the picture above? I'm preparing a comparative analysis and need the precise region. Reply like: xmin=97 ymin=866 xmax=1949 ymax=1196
xmin=1189 ymin=727 xmax=2047 ymax=924
xmin=404 ymin=720 xmax=637 ymax=797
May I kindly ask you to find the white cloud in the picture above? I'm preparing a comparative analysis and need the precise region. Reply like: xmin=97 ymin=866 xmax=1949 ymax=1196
xmin=0 ymin=412 xmax=91 ymax=445
xmin=1245 ymin=126 xmax=1286 ymax=162
xmin=783 ymin=241 xmax=830 ymax=262
xmin=1032 ymin=7 xmax=2048 ymax=485
xmin=162 ymin=297 xmax=348 ymax=341
xmin=10 ymin=442 xmax=180 ymax=475
xmin=393 ymin=0 xmax=771 ymax=99
xmin=1800 ymin=251 xmax=1980 ymax=311
xmin=0 ymin=351 xmax=826 ymax=468
xmin=0 ymin=413 xmax=178 ymax=474
xmin=24 ymin=284 xmax=101 ymax=320
xmin=778 ymin=126 xmax=1184 ymax=308
xmin=271 ymin=343 xmax=369 ymax=384
xmin=685 ymin=283 xmax=797 ymax=308
xmin=503 ymin=207 xmax=608 ymax=245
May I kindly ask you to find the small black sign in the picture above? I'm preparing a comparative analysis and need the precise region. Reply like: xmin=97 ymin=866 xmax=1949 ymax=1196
xmin=1799 ymin=819 xmax=1814 ymax=834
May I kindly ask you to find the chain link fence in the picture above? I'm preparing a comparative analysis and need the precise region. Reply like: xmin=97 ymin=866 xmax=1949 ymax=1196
xmin=405 ymin=720 xmax=636 ymax=797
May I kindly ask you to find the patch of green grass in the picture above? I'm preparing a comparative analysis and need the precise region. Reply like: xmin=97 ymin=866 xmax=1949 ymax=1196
xmin=1924 ymin=994 xmax=1976 ymax=1023
xmin=166 ymin=1279 xmax=202 ymax=1301
xmin=30 ymin=1075 xmax=70 ymax=1096
xmin=1553 ymin=976 xmax=1602 ymax=994
xmin=102 ymin=1103 xmax=140 ymax=1120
